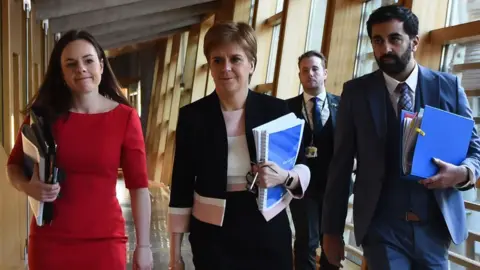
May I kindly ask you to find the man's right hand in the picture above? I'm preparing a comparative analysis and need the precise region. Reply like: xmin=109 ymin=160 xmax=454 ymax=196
xmin=323 ymin=234 xmax=345 ymax=268
xmin=23 ymin=163 xmax=60 ymax=202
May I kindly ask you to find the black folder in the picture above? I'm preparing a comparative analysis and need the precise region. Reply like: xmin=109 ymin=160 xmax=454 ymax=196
xmin=21 ymin=111 xmax=58 ymax=226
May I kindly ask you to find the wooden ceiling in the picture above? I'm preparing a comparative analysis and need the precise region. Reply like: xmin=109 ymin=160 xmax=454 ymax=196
xmin=34 ymin=0 xmax=218 ymax=51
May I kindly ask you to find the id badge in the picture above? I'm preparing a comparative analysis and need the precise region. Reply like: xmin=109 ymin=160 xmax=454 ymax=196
xmin=305 ymin=146 xmax=318 ymax=158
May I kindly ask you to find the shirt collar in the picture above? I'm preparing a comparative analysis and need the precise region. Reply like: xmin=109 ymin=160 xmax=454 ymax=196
xmin=382 ymin=63 xmax=419 ymax=95
xmin=303 ymin=90 xmax=327 ymax=104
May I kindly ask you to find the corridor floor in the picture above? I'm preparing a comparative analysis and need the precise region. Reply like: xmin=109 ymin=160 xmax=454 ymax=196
xmin=118 ymin=179 xmax=360 ymax=270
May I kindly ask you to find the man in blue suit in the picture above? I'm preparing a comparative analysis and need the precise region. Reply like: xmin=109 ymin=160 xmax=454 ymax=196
xmin=321 ymin=5 xmax=480 ymax=270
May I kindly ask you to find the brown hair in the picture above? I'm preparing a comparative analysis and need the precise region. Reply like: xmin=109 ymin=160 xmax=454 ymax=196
xmin=23 ymin=29 xmax=130 ymax=122
xmin=203 ymin=21 xmax=257 ymax=71
xmin=298 ymin=50 xmax=327 ymax=69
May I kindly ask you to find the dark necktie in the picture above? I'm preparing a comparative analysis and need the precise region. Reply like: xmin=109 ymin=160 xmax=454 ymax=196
xmin=396 ymin=82 xmax=413 ymax=112
xmin=311 ymin=97 xmax=323 ymax=133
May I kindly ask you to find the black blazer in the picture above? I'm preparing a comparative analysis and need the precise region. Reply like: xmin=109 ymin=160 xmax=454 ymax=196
xmin=169 ymin=90 xmax=306 ymax=212
xmin=286 ymin=92 xmax=340 ymax=139
xmin=286 ymin=92 xmax=353 ymax=197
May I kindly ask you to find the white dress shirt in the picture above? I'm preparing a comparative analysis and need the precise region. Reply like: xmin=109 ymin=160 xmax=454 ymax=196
xmin=302 ymin=90 xmax=330 ymax=130
xmin=383 ymin=63 xmax=418 ymax=116
xmin=382 ymin=64 xmax=474 ymax=187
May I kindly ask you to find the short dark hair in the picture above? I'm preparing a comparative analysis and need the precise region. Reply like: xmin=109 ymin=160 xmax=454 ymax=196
xmin=298 ymin=50 xmax=327 ymax=68
xmin=366 ymin=4 xmax=419 ymax=39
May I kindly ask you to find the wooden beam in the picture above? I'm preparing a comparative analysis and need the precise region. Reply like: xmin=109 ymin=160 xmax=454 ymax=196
xmin=265 ymin=12 xmax=282 ymax=27
xmin=273 ymin=0 xmax=313 ymax=99
xmin=106 ymin=39 xmax=162 ymax=58
xmin=215 ymin=0 xmax=252 ymax=23
xmin=255 ymin=83 xmax=273 ymax=94
xmin=155 ymin=34 xmax=182 ymax=184
xmin=249 ymin=0 xmax=277 ymax=88
xmin=466 ymin=89 xmax=480 ymax=97
xmin=324 ymin=0 xmax=363 ymax=95
xmin=191 ymin=15 xmax=214 ymax=102
xmin=145 ymin=41 xmax=167 ymax=163
xmin=180 ymin=24 xmax=201 ymax=107
xmin=430 ymin=21 xmax=480 ymax=45
xmin=162 ymin=32 xmax=187 ymax=186
xmin=452 ymin=62 xmax=480 ymax=73
xmin=151 ymin=38 xmax=173 ymax=183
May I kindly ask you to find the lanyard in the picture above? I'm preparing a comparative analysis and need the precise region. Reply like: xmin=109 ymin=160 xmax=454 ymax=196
xmin=302 ymin=96 xmax=327 ymax=144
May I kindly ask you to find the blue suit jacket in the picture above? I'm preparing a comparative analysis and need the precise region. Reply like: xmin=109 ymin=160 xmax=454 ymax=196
xmin=321 ymin=65 xmax=480 ymax=245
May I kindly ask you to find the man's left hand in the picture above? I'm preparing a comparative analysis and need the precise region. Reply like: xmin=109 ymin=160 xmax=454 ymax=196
xmin=419 ymin=158 xmax=468 ymax=189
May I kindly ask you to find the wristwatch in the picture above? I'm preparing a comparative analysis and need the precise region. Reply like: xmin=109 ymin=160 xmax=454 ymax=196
xmin=284 ymin=172 xmax=294 ymax=189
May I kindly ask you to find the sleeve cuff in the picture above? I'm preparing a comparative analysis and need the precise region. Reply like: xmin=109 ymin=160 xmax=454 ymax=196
xmin=456 ymin=165 xmax=475 ymax=189
xmin=288 ymin=164 xmax=311 ymax=199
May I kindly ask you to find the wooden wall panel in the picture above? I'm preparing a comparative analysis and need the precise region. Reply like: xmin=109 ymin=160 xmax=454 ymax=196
xmin=404 ymin=0 xmax=449 ymax=69
xmin=1 ymin=1 xmax=28 ymax=268
xmin=1 ymin=1 xmax=51 ymax=268
xmin=273 ymin=0 xmax=313 ymax=99
xmin=324 ymin=0 xmax=363 ymax=95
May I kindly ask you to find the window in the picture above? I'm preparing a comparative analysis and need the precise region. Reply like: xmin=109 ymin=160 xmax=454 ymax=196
xmin=305 ymin=0 xmax=329 ymax=52
xmin=442 ymin=1 xmax=480 ymax=130
xmin=353 ymin=0 xmax=399 ymax=78
xmin=446 ymin=0 xmax=480 ymax=26
xmin=265 ymin=0 xmax=284 ymax=83
xmin=440 ymin=0 xmax=480 ymax=265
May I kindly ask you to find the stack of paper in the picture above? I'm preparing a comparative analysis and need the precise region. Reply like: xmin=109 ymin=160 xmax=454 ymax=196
xmin=401 ymin=109 xmax=424 ymax=174
xmin=252 ymin=112 xmax=305 ymax=211
xmin=400 ymin=105 xmax=474 ymax=179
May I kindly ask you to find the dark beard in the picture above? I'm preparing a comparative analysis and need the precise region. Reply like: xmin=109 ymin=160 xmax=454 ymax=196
xmin=376 ymin=44 xmax=412 ymax=76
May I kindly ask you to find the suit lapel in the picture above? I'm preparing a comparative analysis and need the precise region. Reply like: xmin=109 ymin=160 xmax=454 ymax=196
xmin=206 ymin=91 xmax=228 ymax=163
xmin=368 ymin=70 xmax=388 ymax=138
xmin=327 ymin=93 xmax=338 ymax=129
xmin=245 ymin=91 xmax=265 ymax=163
xmin=418 ymin=65 xmax=440 ymax=109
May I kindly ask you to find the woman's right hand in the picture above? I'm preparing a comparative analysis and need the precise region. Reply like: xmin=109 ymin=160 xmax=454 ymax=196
xmin=22 ymin=163 xmax=61 ymax=202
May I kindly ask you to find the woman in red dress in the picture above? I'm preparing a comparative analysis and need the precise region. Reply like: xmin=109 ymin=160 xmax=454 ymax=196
xmin=6 ymin=30 xmax=153 ymax=270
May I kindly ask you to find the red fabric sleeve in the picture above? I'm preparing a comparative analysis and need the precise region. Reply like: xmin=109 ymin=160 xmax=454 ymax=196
xmin=120 ymin=109 xmax=149 ymax=189
xmin=7 ymin=116 xmax=30 ymax=166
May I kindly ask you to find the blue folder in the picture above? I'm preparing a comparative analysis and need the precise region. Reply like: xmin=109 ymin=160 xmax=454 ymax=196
xmin=401 ymin=105 xmax=474 ymax=179
xmin=253 ymin=113 xmax=304 ymax=211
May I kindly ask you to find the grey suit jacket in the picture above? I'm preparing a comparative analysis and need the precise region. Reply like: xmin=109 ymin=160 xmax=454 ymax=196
xmin=321 ymin=65 xmax=480 ymax=245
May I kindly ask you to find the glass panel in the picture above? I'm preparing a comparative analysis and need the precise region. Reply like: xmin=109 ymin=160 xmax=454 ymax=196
xmin=305 ymin=0 xmax=328 ymax=52
xmin=447 ymin=0 xmax=480 ymax=26
xmin=442 ymin=41 xmax=480 ymax=117
xmin=248 ymin=0 xmax=256 ymax=26
xmin=276 ymin=0 xmax=284 ymax=13
xmin=266 ymin=24 xmax=281 ymax=83
xmin=353 ymin=0 xmax=398 ymax=78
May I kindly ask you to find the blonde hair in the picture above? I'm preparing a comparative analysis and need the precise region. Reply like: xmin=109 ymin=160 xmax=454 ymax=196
xmin=203 ymin=21 xmax=257 ymax=71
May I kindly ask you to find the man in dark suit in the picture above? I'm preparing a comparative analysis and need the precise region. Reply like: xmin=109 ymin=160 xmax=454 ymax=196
xmin=287 ymin=51 xmax=352 ymax=270
xmin=321 ymin=5 xmax=480 ymax=270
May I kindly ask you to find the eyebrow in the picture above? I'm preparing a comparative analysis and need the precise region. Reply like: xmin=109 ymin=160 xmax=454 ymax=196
xmin=372 ymin=32 xmax=403 ymax=39
xmin=65 ymin=54 xmax=94 ymax=61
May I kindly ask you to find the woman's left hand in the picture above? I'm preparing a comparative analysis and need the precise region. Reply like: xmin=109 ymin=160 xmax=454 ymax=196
xmin=253 ymin=161 xmax=289 ymax=188
xmin=133 ymin=246 xmax=154 ymax=270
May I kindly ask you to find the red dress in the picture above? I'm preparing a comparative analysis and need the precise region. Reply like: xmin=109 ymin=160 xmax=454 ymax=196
xmin=7 ymin=104 xmax=149 ymax=270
